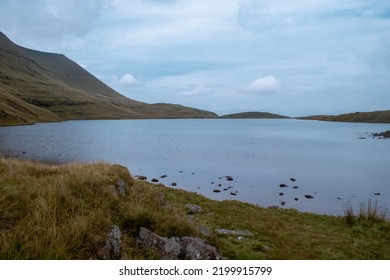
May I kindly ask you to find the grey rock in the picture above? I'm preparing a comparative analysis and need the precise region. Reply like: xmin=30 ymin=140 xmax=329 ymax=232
xmin=137 ymin=227 xmax=181 ymax=260
xmin=196 ymin=225 xmax=211 ymax=237
xmin=216 ymin=228 xmax=252 ymax=236
xmin=156 ymin=192 xmax=166 ymax=206
xmin=185 ymin=204 xmax=203 ymax=214
xmin=98 ymin=225 xmax=122 ymax=260
xmin=115 ymin=179 xmax=127 ymax=197
xmin=136 ymin=228 xmax=225 ymax=260
xmin=180 ymin=237 xmax=225 ymax=260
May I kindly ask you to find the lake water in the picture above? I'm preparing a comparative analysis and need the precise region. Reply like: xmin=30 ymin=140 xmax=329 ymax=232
xmin=1 ymin=119 xmax=390 ymax=216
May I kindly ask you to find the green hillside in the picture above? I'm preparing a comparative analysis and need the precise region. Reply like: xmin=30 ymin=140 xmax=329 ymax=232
xmin=0 ymin=32 xmax=217 ymax=126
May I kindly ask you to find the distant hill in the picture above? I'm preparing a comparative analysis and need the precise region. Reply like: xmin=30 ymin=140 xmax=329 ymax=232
xmin=299 ymin=110 xmax=390 ymax=123
xmin=219 ymin=111 xmax=289 ymax=119
xmin=0 ymin=32 xmax=217 ymax=126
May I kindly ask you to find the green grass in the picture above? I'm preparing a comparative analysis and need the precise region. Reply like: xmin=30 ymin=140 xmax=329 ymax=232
xmin=1 ymin=157 xmax=389 ymax=259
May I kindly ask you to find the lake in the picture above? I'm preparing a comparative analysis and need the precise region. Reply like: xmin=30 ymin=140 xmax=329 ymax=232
xmin=1 ymin=119 xmax=389 ymax=216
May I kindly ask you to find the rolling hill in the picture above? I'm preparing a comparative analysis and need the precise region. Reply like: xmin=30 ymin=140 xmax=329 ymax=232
xmin=0 ymin=32 xmax=217 ymax=126
xmin=299 ymin=110 xmax=390 ymax=123
xmin=219 ymin=111 xmax=289 ymax=119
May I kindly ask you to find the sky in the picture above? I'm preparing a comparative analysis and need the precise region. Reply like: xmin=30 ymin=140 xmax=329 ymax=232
xmin=1 ymin=0 xmax=390 ymax=116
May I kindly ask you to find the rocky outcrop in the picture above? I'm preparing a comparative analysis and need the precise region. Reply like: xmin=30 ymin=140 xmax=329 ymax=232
xmin=137 ymin=227 xmax=181 ymax=260
xmin=180 ymin=237 xmax=225 ymax=260
xmin=136 ymin=227 xmax=225 ymax=260
xmin=98 ymin=225 xmax=122 ymax=260
xmin=108 ymin=179 xmax=128 ymax=197
xmin=372 ymin=130 xmax=390 ymax=139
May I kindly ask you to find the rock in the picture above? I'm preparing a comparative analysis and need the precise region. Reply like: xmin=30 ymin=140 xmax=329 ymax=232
xmin=196 ymin=225 xmax=211 ymax=237
xmin=136 ymin=228 xmax=224 ymax=260
xmin=223 ymin=188 xmax=228 ymax=191
xmin=137 ymin=227 xmax=181 ymax=260
xmin=98 ymin=225 xmax=122 ymax=260
xmin=294 ymin=197 xmax=299 ymax=201
xmin=156 ymin=192 xmax=166 ymax=206
xmin=372 ymin=130 xmax=390 ymax=139
xmin=216 ymin=229 xmax=252 ymax=236
xmin=180 ymin=237 xmax=225 ymax=260
xmin=213 ymin=189 xmax=221 ymax=193
xmin=136 ymin=175 xmax=147 ymax=181
xmin=160 ymin=175 xmax=168 ymax=178
xmin=293 ymin=186 xmax=299 ymax=189
xmin=230 ymin=192 xmax=237 ymax=196
xmin=279 ymin=184 xmax=287 ymax=188
xmin=115 ymin=179 xmax=127 ymax=197
xmin=108 ymin=179 xmax=127 ymax=197
xmin=279 ymin=192 xmax=284 ymax=196
xmin=290 ymin=178 xmax=296 ymax=182
xmin=280 ymin=201 xmax=286 ymax=206
xmin=151 ymin=178 xmax=159 ymax=183
xmin=226 ymin=176 xmax=234 ymax=181
xmin=218 ymin=184 xmax=222 ymax=187
xmin=304 ymin=195 xmax=314 ymax=199
xmin=185 ymin=204 xmax=203 ymax=214
xmin=374 ymin=192 xmax=381 ymax=196
xmin=171 ymin=182 xmax=177 ymax=186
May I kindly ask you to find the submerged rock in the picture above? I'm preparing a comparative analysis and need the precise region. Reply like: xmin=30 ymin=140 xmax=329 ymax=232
xmin=305 ymin=195 xmax=314 ymax=199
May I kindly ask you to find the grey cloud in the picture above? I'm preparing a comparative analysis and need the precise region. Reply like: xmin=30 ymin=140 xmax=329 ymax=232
xmin=0 ymin=0 xmax=107 ymax=45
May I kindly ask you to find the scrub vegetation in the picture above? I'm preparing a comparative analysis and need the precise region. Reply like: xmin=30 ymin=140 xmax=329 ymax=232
xmin=1 ymin=157 xmax=389 ymax=260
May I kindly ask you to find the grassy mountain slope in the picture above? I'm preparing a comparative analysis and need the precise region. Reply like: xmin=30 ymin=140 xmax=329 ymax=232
xmin=0 ymin=32 xmax=217 ymax=125
xmin=219 ymin=111 xmax=289 ymax=119
xmin=300 ymin=110 xmax=390 ymax=123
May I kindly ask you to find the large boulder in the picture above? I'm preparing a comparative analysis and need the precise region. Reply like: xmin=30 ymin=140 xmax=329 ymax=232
xmin=137 ymin=227 xmax=181 ymax=260
xmin=180 ymin=237 xmax=225 ymax=260
xmin=136 ymin=227 xmax=225 ymax=260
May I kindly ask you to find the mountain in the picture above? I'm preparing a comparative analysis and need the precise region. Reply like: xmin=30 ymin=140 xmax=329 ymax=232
xmin=299 ymin=110 xmax=390 ymax=123
xmin=219 ymin=111 xmax=289 ymax=119
xmin=0 ymin=32 xmax=217 ymax=126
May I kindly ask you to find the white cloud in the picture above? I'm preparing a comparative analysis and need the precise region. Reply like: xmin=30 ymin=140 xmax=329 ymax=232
xmin=119 ymin=74 xmax=137 ymax=87
xmin=180 ymin=83 xmax=212 ymax=96
xmin=246 ymin=76 xmax=280 ymax=93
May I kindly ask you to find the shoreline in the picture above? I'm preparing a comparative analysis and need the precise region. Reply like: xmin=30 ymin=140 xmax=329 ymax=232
xmin=1 ymin=156 xmax=389 ymax=260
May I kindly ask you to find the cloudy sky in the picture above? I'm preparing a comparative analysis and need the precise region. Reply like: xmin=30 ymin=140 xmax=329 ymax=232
xmin=1 ymin=0 xmax=390 ymax=116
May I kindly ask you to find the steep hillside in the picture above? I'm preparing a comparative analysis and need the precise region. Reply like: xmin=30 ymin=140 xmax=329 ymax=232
xmin=300 ymin=110 xmax=390 ymax=123
xmin=0 ymin=32 xmax=217 ymax=125
xmin=219 ymin=111 xmax=289 ymax=119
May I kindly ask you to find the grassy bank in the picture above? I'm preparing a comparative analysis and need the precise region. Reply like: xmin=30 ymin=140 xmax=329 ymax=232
xmin=1 ymin=157 xmax=389 ymax=259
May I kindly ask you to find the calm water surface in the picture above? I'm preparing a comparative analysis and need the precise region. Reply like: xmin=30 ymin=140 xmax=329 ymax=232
xmin=1 ymin=119 xmax=389 ymax=216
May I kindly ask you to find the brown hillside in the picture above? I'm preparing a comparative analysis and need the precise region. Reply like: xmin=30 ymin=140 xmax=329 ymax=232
xmin=0 ymin=32 xmax=217 ymax=125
